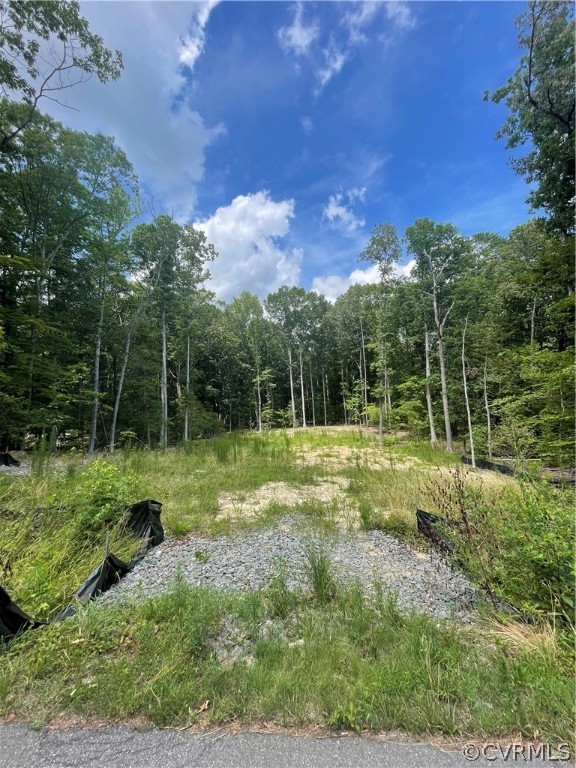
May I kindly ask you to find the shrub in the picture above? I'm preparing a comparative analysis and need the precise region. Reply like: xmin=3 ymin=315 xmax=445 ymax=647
xmin=57 ymin=459 xmax=138 ymax=532
xmin=426 ymin=469 xmax=574 ymax=623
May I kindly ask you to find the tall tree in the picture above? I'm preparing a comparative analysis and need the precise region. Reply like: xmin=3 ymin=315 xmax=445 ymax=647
xmin=405 ymin=219 xmax=471 ymax=451
xmin=486 ymin=1 xmax=575 ymax=235
xmin=131 ymin=216 xmax=214 ymax=449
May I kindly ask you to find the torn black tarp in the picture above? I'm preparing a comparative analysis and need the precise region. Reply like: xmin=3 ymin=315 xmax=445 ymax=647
xmin=53 ymin=554 xmax=131 ymax=621
xmin=461 ymin=455 xmax=514 ymax=475
xmin=1 ymin=499 xmax=163 ymax=641
xmin=0 ymin=586 xmax=45 ymax=638
xmin=125 ymin=499 xmax=164 ymax=548
xmin=416 ymin=509 xmax=454 ymax=554
xmin=0 ymin=453 xmax=20 ymax=467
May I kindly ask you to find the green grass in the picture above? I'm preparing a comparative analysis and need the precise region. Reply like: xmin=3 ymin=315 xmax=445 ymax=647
xmin=1 ymin=580 xmax=573 ymax=744
xmin=0 ymin=428 xmax=573 ymax=742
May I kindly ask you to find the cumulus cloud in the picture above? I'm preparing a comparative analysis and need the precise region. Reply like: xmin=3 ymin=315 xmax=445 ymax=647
xmin=278 ymin=2 xmax=319 ymax=57
xmin=195 ymin=191 xmax=302 ymax=301
xmin=323 ymin=190 xmax=366 ymax=234
xmin=41 ymin=1 xmax=223 ymax=222
xmin=312 ymin=259 xmax=416 ymax=303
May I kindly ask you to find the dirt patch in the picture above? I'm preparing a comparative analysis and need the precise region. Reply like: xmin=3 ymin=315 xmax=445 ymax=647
xmin=431 ymin=465 xmax=516 ymax=489
xmin=294 ymin=445 xmax=422 ymax=472
xmin=217 ymin=478 xmax=355 ymax=526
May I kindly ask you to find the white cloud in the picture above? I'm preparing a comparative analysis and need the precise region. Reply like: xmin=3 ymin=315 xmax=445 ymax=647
xmin=342 ymin=2 xmax=380 ymax=45
xmin=279 ymin=1 xmax=416 ymax=95
xmin=195 ymin=191 xmax=302 ymax=301
xmin=323 ymin=191 xmax=366 ymax=234
xmin=312 ymin=264 xmax=380 ymax=302
xmin=180 ymin=0 xmax=219 ymax=70
xmin=384 ymin=1 xmax=416 ymax=31
xmin=347 ymin=187 xmax=366 ymax=203
xmin=41 ymin=2 xmax=222 ymax=222
xmin=278 ymin=2 xmax=319 ymax=57
xmin=312 ymin=259 xmax=416 ymax=303
xmin=316 ymin=41 xmax=348 ymax=92
xmin=300 ymin=115 xmax=314 ymax=133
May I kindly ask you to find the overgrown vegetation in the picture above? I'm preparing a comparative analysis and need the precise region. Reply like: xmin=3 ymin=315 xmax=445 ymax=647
xmin=0 ymin=459 xmax=141 ymax=618
xmin=1 ymin=430 xmax=573 ymax=741
xmin=425 ymin=468 xmax=574 ymax=623
xmin=0 ymin=578 xmax=573 ymax=745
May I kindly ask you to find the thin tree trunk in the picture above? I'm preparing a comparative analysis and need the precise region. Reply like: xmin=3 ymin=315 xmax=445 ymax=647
xmin=299 ymin=346 xmax=307 ymax=428
xmin=360 ymin=316 xmax=368 ymax=426
xmin=160 ymin=303 xmax=168 ymax=449
xmin=424 ymin=324 xmax=438 ymax=445
xmin=322 ymin=368 xmax=327 ymax=427
xmin=184 ymin=333 xmax=190 ymax=441
xmin=384 ymin=362 xmax=392 ymax=430
xmin=109 ymin=325 xmax=133 ymax=453
xmin=378 ymin=375 xmax=384 ymax=446
xmin=309 ymin=361 xmax=316 ymax=428
xmin=462 ymin=317 xmax=475 ymax=468
xmin=530 ymin=295 xmax=537 ymax=345
xmin=341 ymin=365 xmax=348 ymax=425
xmin=255 ymin=363 xmax=262 ymax=433
xmin=287 ymin=346 xmax=296 ymax=428
xmin=483 ymin=357 xmax=493 ymax=460
xmin=433 ymin=286 xmax=453 ymax=450
xmin=89 ymin=273 xmax=107 ymax=454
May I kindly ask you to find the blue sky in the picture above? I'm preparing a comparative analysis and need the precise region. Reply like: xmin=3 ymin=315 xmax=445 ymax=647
xmin=46 ymin=1 xmax=530 ymax=301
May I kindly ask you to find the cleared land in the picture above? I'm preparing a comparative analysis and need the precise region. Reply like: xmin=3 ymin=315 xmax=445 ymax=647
xmin=0 ymin=430 xmax=573 ymax=748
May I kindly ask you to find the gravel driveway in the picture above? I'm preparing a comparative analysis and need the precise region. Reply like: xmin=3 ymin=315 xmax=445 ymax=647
xmin=100 ymin=516 xmax=478 ymax=621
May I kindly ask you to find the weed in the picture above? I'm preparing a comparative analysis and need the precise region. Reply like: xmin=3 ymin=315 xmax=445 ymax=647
xmin=264 ymin=561 xmax=300 ymax=619
xmin=304 ymin=545 xmax=337 ymax=605
xmin=328 ymin=702 xmax=362 ymax=733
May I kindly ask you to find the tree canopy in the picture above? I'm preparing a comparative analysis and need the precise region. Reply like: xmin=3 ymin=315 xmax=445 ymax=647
xmin=486 ymin=1 xmax=575 ymax=234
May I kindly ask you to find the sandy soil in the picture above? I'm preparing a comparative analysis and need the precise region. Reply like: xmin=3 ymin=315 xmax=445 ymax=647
xmin=216 ymin=477 xmax=356 ymax=528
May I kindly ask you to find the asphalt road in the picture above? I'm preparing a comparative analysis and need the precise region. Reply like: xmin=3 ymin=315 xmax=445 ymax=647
xmin=0 ymin=723 xmax=568 ymax=768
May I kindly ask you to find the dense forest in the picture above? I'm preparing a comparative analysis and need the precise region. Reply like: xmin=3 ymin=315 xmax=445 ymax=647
xmin=0 ymin=0 xmax=574 ymax=466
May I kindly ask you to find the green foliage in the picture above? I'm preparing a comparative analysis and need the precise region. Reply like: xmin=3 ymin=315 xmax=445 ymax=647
xmin=264 ymin=562 xmax=300 ymax=619
xmin=0 ymin=1 xmax=123 ymax=151
xmin=426 ymin=469 xmax=574 ymax=623
xmin=0 ymin=582 xmax=572 ymax=743
xmin=486 ymin=1 xmax=575 ymax=234
xmin=49 ymin=460 xmax=137 ymax=532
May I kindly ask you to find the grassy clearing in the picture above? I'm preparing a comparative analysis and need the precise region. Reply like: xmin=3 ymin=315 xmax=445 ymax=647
xmin=0 ymin=579 xmax=573 ymax=745
xmin=0 ymin=428 xmax=573 ymax=742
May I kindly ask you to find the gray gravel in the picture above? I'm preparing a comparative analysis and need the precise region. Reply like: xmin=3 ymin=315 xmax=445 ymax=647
xmin=100 ymin=516 xmax=478 ymax=621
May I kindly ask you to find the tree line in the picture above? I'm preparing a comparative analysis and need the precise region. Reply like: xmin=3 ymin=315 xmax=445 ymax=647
xmin=0 ymin=1 xmax=573 ymax=466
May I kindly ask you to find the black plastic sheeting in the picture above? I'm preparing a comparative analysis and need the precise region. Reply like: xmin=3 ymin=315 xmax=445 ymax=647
xmin=416 ymin=509 xmax=454 ymax=554
xmin=0 ymin=586 xmax=44 ymax=638
xmin=0 ymin=499 xmax=163 ymax=641
xmin=0 ymin=453 xmax=20 ymax=467
xmin=461 ymin=454 xmax=514 ymax=475
xmin=462 ymin=453 xmax=576 ymax=487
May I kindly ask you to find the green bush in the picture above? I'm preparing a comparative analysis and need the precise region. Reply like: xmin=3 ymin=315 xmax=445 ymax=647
xmin=55 ymin=459 xmax=138 ymax=532
xmin=427 ymin=470 xmax=574 ymax=623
